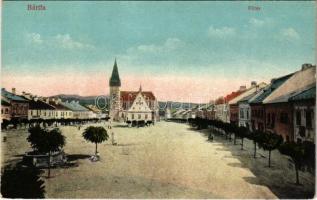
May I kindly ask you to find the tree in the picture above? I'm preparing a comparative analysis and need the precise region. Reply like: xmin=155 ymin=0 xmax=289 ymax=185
xmin=279 ymin=141 xmax=315 ymax=185
xmin=248 ymin=130 xmax=263 ymax=158
xmin=278 ymin=142 xmax=304 ymax=184
xmin=257 ymin=132 xmax=283 ymax=167
xmin=236 ymin=126 xmax=249 ymax=150
xmin=82 ymin=126 xmax=109 ymax=157
xmin=27 ymin=126 xmax=66 ymax=178
xmin=1 ymin=164 xmax=45 ymax=198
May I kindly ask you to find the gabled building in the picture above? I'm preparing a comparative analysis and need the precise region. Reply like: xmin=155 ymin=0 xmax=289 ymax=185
xmin=229 ymin=82 xmax=267 ymax=125
xmin=1 ymin=98 xmax=11 ymax=122
xmin=263 ymin=64 xmax=316 ymax=141
xmin=237 ymin=90 xmax=262 ymax=130
xmin=249 ymin=73 xmax=294 ymax=132
xmin=48 ymin=98 xmax=73 ymax=119
xmin=61 ymin=100 xmax=91 ymax=119
xmin=1 ymin=88 xmax=29 ymax=120
xmin=289 ymin=86 xmax=315 ymax=143
xmin=26 ymin=98 xmax=56 ymax=120
xmin=108 ymin=60 xmax=159 ymax=123
xmin=215 ymin=86 xmax=246 ymax=123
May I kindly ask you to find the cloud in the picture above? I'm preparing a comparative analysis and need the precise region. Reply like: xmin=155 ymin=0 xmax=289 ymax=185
xmin=249 ymin=18 xmax=265 ymax=27
xmin=280 ymin=28 xmax=300 ymax=40
xmin=26 ymin=33 xmax=43 ymax=44
xmin=25 ymin=32 xmax=94 ymax=50
xmin=208 ymin=26 xmax=236 ymax=38
xmin=53 ymin=34 xmax=94 ymax=50
xmin=132 ymin=38 xmax=184 ymax=53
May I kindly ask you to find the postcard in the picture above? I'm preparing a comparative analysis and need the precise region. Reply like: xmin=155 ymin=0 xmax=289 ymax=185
xmin=1 ymin=1 xmax=316 ymax=199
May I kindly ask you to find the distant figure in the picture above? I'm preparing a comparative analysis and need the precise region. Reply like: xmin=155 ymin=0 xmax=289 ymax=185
xmin=208 ymin=133 xmax=213 ymax=142
xmin=111 ymin=132 xmax=117 ymax=145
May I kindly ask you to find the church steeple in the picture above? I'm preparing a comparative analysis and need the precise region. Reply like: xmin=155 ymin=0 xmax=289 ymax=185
xmin=139 ymin=84 xmax=142 ymax=92
xmin=109 ymin=59 xmax=121 ymax=87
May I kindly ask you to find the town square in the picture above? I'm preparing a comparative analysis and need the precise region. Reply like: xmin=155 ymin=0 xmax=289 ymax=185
xmin=1 ymin=1 xmax=316 ymax=199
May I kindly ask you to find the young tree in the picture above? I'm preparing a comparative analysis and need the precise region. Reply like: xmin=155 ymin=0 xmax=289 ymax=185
xmin=236 ymin=126 xmax=249 ymax=150
xmin=278 ymin=142 xmax=304 ymax=184
xmin=257 ymin=132 xmax=283 ymax=167
xmin=82 ymin=126 xmax=109 ymax=157
xmin=248 ymin=130 xmax=263 ymax=158
xmin=27 ymin=126 xmax=66 ymax=178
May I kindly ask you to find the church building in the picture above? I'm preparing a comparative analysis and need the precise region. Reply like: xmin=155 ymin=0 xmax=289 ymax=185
xmin=109 ymin=60 xmax=159 ymax=124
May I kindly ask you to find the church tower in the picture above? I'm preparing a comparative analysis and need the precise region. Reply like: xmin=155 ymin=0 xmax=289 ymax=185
xmin=109 ymin=59 xmax=121 ymax=121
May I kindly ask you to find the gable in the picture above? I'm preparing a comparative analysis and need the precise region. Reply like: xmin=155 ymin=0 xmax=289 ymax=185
xmin=128 ymin=92 xmax=152 ymax=112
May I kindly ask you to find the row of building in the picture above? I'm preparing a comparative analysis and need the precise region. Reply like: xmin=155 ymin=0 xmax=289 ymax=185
xmin=1 ymin=88 xmax=106 ymax=123
xmin=166 ymin=64 xmax=316 ymax=143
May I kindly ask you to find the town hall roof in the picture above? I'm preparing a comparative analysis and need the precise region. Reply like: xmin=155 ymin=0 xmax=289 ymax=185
xmin=120 ymin=91 xmax=156 ymax=102
xmin=109 ymin=59 xmax=121 ymax=87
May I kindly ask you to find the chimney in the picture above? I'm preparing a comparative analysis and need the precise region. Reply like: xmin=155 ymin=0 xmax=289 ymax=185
xmin=271 ymin=78 xmax=276 ymax=83
xmin=34 ymin=97 xmax=38 ymax=102
xmin=239 ymin=85 xmax=246 ymax=92
xmin=46 ymin=98 xmax=50 ymax=104
xmin=251 ymin=81 xmax=257 ymax=87
xmin=302 ymin=63 xmax=312 ymax=71
xmin=12 ymin=88 xmax=16 ymax=94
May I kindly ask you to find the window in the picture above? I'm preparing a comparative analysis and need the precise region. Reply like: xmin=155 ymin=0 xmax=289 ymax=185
xmin=44 ymin=111 xmax=46 ymax=116
xmin=271 ymin=113 xmax=275 ymax=128
xmin=138 ymin=114 xmax=141 ymax=119
xmin=132 ymin=114 xmax=134 ymax=119
xmin=296 ymin=111 xmax=301 ymax=126
xmin=306 ymin=110 xmax=312 ymax=128
xmin=246 ymin=110 xmax=249 ymax=119
xmin=240 ymin=109 xmax=244 ymax=119
xmin=5 ymin=108 xmax=9 ymax=114
xmin=145 ymin=114 xmax=148 ymax=119
xmin=1 ymin=109 xmax=3 ymax=114
xmin=280 ymin=112 xmax=288 ymax=124
xmin=267 ymin=113 xmax=271 ymax=125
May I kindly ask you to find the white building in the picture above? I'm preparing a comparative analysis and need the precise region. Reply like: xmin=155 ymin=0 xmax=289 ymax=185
xmin=109 ymin=60 xmax=159 ymax=123
xmin=61 ymin=101 xmax=92 ymax=119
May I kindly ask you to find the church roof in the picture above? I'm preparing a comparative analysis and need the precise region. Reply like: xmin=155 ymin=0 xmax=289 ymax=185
xmin=109 ymin=59 xmax=121 ymax=87
xmin=120 ymin=91 xmax=156 ymax=102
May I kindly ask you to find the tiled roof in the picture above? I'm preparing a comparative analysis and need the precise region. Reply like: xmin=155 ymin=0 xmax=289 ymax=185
xmin=289 ymin=86 xmax=316 ymax=101
xmin=238 ymin=90 xmax=262 ymax=103
xmin=250 ymin=73 xmax=293 ymax=104
xmin=120 ymin=91 xmax=156 ymax=102
xmin=1 ymin=88 xmax=28 ymax=102
xmin=28 ymin=100 xmax=55 ymax=110
xmin=264 ymin=65 xmax=316 ymax=104
xmin=61 ymin=101 xmax=90 ymax=112
xmin=229 ymin=82 xmax=267 ymax=105
xmin=49 ymin=101 xmax=70 ymax=110
xmin=1 ymin=98 xmax=10 ymax=106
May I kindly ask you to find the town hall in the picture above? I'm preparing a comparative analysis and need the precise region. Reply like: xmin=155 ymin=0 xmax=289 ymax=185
xmin=109 ymin=60 xmax=159 ymax=124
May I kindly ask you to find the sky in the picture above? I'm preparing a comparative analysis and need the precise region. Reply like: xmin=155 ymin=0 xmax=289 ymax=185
xmin=1 ymin=1 xmax=315 ymax=103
